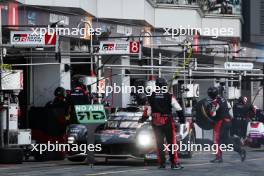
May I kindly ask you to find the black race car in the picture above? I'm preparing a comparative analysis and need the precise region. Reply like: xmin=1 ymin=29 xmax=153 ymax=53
xmin=66 ymin=106 xmax=196 ymax=162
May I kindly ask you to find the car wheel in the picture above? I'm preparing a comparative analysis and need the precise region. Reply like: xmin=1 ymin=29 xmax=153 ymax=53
xmin=144 ymin=158 xmax=156 ymax=165
xmin=34 ymin=151 xmax=48 ymax=162
xmin=249 ymin=139 xmax=261 ymax=148
xmin=0 ymin=148 xmax=23 ymax=164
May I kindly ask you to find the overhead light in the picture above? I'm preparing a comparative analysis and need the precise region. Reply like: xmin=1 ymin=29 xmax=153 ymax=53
xmin=3 ymin=48 xmax=7 ymax=57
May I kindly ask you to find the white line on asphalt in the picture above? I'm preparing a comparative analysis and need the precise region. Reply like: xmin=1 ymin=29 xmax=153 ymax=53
xmin=84 ymin=157 xmax=264 ymax=176
xmin=230 ymin=157 xmax=264 ymax=163
xmin=1 ymin=166 xmax=78 ymax=176
xmin=85 ymin=169 xmax=149 ymax=176
xmin=185 ymin=157 xmax=264 ymax=167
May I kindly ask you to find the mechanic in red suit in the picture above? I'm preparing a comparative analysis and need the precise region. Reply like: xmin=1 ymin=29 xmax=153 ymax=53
xmin=138 ymin=78 xmax=184 ymax=170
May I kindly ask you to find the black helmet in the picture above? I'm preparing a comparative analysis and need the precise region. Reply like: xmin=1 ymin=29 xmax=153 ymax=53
xmin=238 ymin=96 xmax=248 ymax=104
xmin=72 ymin=76 xmax=86 ymax=87
xmin=54 ymin=87 xmax=66 ymax=97
xmin=156 ymin=78 xmax=167 ymax=88
xmin=207 ymin=87 xmax=219 ymax=99
xmin=77 ymin=77 xmax=85 ymax=86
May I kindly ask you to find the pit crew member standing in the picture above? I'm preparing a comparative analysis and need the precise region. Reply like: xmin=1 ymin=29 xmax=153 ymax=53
xmin=138 ymin=78 xmax=184 ymax=170
xmin=207 ymin=87 xmax=246 ymax=163
xmin=46 ymin=87 xmax=71 ymax=126
xmin=69 ymin=77 xmax=93 ymax=124
xmin=232 ymin=96 xmax=256 ymax=139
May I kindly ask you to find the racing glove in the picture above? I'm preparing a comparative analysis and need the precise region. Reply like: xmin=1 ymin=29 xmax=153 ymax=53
xmin=138 ymin=106 xmax=149 ymax=123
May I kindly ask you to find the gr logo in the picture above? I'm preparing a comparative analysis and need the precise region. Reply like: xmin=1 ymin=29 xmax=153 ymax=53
xmin=92 ymin=111 xmax=106 ymax=120
xmin=77 ymin=111 xmax=105 ymax=122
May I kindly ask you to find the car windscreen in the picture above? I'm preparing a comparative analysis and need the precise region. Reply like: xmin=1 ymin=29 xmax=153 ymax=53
xmin=106 ymin=115 xmax=141 ymax=129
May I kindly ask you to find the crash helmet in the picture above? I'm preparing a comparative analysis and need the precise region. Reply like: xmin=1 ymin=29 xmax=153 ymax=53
xmin=238 ymin=96 xmax=248 ymax=105
xmin=73 ymin=76 xmax=86 ymax=88
xmin=54 ymin=87 xmax=66 ymax=97
xmin=207 ymin=87 xmax=219 ymax=99
xmin=155 ymin=78 xmax=168 ymax=88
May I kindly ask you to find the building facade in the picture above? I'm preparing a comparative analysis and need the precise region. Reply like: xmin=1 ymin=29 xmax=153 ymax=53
xmin=0 ymin=0 xmax=262 ymax=111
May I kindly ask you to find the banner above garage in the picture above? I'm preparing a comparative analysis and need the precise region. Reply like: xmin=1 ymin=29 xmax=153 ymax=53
xmin=10 ymin=31 xmax=57 ymax=46
xmin=224 ymin=62 xmax=254 ymax=71
xmin=99 ymin=41 xmax=140 ymax=55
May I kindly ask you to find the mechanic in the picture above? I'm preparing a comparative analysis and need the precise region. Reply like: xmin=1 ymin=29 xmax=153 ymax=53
xmin=138 ymin=78 xmax=184 ymax=170
xmin=48 ymin=87 xmax=70 ymax=106
xmin=69 ymin=77 xmax=94 ymax=124
xmin=46 ymin=86 xmax=71 ymax=125
xmin=232 ymin=96 xmax=256 ymax=140
xmin=207 ymin=87 xmax=246 ymax=163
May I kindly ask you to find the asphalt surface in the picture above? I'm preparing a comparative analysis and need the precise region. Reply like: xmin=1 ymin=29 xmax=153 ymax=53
xmin=0 ymin=148 xmax=264 ymax=176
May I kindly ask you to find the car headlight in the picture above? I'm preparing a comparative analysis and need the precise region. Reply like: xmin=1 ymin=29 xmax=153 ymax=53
xmin=137 ymin=131 xmax=152 ymax=147
xmin=67 ymin=136 xmax=75 ymax=144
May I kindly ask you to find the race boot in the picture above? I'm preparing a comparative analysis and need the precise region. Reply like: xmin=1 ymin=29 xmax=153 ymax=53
xmin=240 ymin=149 xmax=246 ymax=162
xmin=171 ymin=163 xmax=184 ymax=170
xmin=210 ymin=157 xmax=223 ymax=163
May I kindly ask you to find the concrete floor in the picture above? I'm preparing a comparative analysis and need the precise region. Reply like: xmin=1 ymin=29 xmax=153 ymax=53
xmin=0 ymin=148 xmax=264 ymax=176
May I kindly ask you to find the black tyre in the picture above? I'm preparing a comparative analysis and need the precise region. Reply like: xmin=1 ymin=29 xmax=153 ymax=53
xmin=34 ymin=151 xmax=48 ymax=162
xmin=0 ymin=148 xmax=23 ymax=164
xmin=249 ymin=139 xmax=261 ymax=148
xmin=52 ymin=152 xmax=65 ymax=161
xmin=144 ymin=158 xmax=156 ymax=165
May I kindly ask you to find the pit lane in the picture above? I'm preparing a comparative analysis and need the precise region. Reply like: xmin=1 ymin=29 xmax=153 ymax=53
xmin=0 ymin=148 xmax=264 ymax=176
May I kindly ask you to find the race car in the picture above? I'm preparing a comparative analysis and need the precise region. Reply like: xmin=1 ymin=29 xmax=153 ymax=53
xmin=66 ymin=106 xmax=196 ymax=162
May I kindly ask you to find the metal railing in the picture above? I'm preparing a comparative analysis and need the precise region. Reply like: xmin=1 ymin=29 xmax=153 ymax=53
xmin=154 ymin=0 xmax=242 ymax=15
xmin=156 ymin=0 xmax=200 ymax=6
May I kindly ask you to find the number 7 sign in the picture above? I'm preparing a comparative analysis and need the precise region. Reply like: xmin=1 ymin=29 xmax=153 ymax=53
xmin=45 ymin=32 xmax=57 ymax=45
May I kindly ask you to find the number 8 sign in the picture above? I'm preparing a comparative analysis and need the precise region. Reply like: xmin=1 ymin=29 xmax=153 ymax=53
xmin=129 ymin=41 xmax=140 ymax=54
